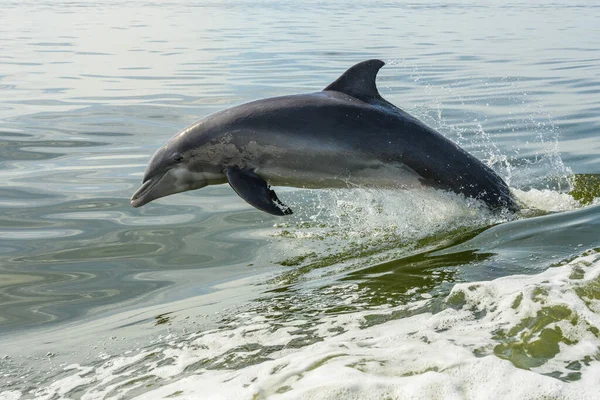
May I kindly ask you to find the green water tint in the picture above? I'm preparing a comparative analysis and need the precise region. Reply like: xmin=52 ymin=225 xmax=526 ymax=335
xmin=569 ymin=174 xmax=600 ymax=205
xmin=260 ymin=225 xmax=495 ymax=329
xmin=258 ymin=220 xmax=600 ymax=381
xmin=488 ymin=251 xmax=600 ymax=382
xmin=492 ymin=305 xmax=599 ymax=382
xmin=169 ymin=225 xmax=500 ymax=374
xmin=574 ymin=273 xmax=600 ymax=312
xmin=492 ymin=305 xmax=578 ymax=374
xmin=155 ymin=312 xmax=173 ymax=326
xmin=272 ymin=225 xmax=492 ymax=287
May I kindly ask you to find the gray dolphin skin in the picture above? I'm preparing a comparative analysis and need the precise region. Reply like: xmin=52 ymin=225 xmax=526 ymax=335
xmin=131 ymin=59 xmax=519 ymax=215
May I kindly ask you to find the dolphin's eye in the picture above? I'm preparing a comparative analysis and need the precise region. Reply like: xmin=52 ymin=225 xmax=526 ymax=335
xmin=173 ymin=154 xmax=184 ymax=163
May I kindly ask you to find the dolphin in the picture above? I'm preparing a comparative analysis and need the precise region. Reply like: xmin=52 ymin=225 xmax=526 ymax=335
xmin=131 ymin=59 xmax=519 ymax=215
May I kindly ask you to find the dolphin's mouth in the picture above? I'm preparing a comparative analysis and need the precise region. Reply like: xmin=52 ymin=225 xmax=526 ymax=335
xmin=130 ymin=173 xmax=165 ymax=208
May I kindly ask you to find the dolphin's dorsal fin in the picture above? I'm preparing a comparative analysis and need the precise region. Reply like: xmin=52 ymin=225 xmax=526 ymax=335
xmin=324 ymin=59 xmax=385 ymax=102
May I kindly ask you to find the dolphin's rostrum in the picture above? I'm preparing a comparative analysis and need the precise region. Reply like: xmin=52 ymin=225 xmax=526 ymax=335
xmin=131 ymin=60 xmax=519 ymax=215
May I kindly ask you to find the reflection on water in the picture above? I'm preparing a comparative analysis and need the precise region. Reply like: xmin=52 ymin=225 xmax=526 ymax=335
xmin=0 ymin=0 xmax=599 ymax=336
xmin=1 ymin=2 xmax=600 ymax=397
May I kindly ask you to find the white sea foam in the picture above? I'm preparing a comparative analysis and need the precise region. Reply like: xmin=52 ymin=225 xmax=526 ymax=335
xmin=3 ymin=187 xmax=596 ymax=400
xmin=513 ymin=188 xmax=582 ymax=212
xmin=270 ymin=186 xmax=502 ymax=261
xmin=9 ymin=249 xmax=598 ymax=400
xmin=3 ymin=180 xmax=596 ymax=400
xmin=0 ymin=391 xmax=22 ymax=400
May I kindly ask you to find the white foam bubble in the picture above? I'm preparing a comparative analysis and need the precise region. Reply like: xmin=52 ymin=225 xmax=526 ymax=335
xmin=513 ymin=187 xmax=582 ymax=212
xmin=8 ymin=250 xmax=598 ymax=400
xmin=268 ymin=187 xmax=503 ymax=269
xmin=0 ymin=391 xmax=22 ymax=400
xmin=139 ymin=250 xmax=599 ymax=400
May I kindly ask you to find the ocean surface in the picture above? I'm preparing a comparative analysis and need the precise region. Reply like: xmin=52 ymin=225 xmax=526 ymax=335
xmin=1 ymin=0 xmax=600 ymax=399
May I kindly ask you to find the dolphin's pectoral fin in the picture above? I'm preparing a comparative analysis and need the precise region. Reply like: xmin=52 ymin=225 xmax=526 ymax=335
xmin=323 ymin=59 xmax=385 ymax=103
xmin=225 ymin=166 xmax=293 ymax=216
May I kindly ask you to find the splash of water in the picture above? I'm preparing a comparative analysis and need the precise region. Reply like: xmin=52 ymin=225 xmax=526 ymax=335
xmin=388 ymin=58 xmax=574 ymax=193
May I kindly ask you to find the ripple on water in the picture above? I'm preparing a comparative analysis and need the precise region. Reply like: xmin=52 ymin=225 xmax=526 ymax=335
xmin=0 ymin=3 xmax=600 ymax=397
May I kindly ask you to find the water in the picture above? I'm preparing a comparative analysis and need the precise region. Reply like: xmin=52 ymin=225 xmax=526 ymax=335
xmin=1 ymin=0 xmax=600 ymax=398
